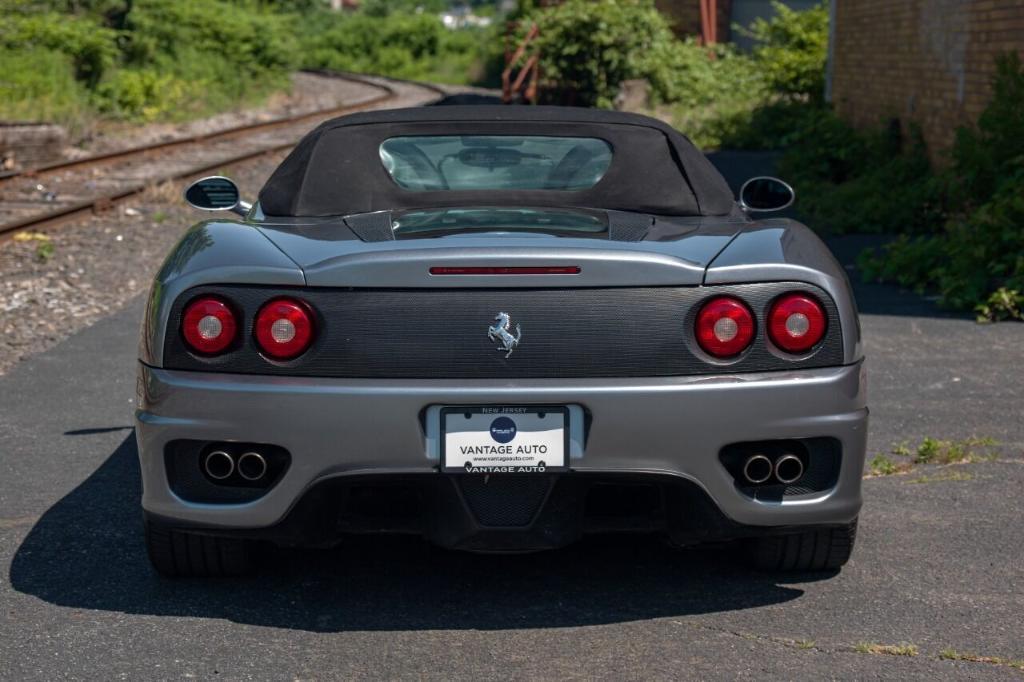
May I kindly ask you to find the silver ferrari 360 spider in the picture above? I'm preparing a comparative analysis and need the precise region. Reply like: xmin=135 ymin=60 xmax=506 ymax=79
xmin=136 ymin=106 xmax=867 ymax=576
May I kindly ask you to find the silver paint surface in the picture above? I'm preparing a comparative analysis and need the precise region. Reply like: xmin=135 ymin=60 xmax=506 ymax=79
xmin=137 ymin=207 xmax=867 ymax=532
xmin=136 ymin=361 xmax=867 ymax=529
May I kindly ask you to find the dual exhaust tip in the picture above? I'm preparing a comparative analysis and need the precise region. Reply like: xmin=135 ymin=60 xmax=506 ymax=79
xmin=204 ymin=449 xmax=268 ymax=482
xmin=742 ymin=453 xmax=804 ymax=485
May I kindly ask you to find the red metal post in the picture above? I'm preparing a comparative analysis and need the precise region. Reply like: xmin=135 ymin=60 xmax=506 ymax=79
xmin=700 ymin=0 xmax=718 ymax=45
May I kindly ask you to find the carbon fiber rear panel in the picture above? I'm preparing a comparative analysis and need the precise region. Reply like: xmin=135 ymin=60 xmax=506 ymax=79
xmin=162 ymin=282 xmax=844 ymax=378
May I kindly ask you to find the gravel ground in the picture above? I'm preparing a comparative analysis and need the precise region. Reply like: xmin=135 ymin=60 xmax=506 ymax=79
xmin=0 ymin=75 xmax=443 ymax=375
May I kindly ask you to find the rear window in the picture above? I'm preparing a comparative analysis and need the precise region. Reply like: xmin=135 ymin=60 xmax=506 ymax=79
xmin=379 ymin=135 xmax=613 ymax=191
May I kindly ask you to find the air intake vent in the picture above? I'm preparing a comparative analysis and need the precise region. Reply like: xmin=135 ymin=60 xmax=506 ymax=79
xmin=457 ymin=476 xmax=554 ymax=527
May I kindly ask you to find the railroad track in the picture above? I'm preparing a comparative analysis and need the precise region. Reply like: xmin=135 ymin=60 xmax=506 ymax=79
xmin=0 ymin=72 xmax=446 ymax=239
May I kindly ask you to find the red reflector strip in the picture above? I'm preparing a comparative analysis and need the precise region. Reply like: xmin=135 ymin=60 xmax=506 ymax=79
xmin=429 ymin=266 xmax=581 ymax=275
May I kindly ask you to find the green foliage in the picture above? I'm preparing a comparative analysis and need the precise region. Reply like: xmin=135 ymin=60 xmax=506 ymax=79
xmin=92 ymin=68 xmax=190 ymax=121
xmin=523 ymin=0 xmax=687 ymax=108
xmin=911 ymin=436 xmax=998 ymax=465
xmin=0 ymin=10 xmax=119 ymax=86
xmin=659 ymin=42 xmax=769 ymax=148
xmin=949 ymin=53 xmax=1024 ymax=205
xmin=975 ymin=288 xmax=1024 ymax=323
xmin=856 ymin=55 xmax=1024 ymax=314
xmin=300 ymin=10 xmax=498 ymax=85
xmin=0 ymin=0 xmax=498 ymax=126
xmin=867 ymin=454 xmax=904 ymax=477
xmin=35 ymin=239 xmax=55 ymax=262
xmin=740 ymin=1 xmax=829 ymax=101
xmin=780 ymin=114 xmax=945 ymax=235
xmin=784 ymin=51 xmax=1024 ymax=316
xmin=524 ymin=0 xmax=827 ymax=114
xmin=0 ymin=47 xmax=93 ymax=126
xmin=642 ymin=37 xmax=765 ymax=113
xmin=866 ymin=437 xmax=999 ymax=477
xmin=110 ymin=0 xmax=298 ymax=116
xmin=859 ymin=169 xmax=1024 ymax=309
xmin=522 ymin=0 xmax=828 ymax=146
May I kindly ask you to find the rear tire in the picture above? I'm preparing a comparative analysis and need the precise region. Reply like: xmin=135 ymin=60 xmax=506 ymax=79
xmin=145 ymin=518 xmax=252 ymax=577
xmin=746 ymin=518 xmax=857 ymax=571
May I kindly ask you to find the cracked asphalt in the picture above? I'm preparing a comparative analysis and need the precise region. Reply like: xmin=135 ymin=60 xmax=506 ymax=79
xmin=1 ymin=153 xmax=1022 ymax=680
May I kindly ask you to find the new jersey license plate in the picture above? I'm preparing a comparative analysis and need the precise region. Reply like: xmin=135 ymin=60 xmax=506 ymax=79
xmin=441 ymin=406 xmax=568 ymax=473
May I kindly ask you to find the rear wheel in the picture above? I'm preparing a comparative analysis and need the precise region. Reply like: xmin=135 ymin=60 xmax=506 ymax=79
xmin=145 ymin=518 xmax=252 ymax=577
xmin=745 ymin=519 xmax=857 ymax=571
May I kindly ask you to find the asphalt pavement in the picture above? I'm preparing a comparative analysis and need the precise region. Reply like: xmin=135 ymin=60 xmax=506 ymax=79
xmin=1 ymin=155 xmax=1023 ymax=679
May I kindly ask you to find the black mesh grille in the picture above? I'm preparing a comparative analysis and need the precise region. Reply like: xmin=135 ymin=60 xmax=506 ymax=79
xmin=163 ymin=282 xmax=845 ymax=379
xmin=457 ymin=475 xmax=554 ymax=527
xmin=607 ymin=210 xmax=654 ymax=241
xmin=344 ymin=212 xmax=394 ymax=242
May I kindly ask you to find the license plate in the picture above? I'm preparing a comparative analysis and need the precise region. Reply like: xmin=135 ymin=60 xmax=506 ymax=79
xmin=441 ymin=406 xmax=568 ymax=473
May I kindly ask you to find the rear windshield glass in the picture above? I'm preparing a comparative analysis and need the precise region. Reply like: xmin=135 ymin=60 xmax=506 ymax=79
xmin=391 ymin=207 xmax=607 ymax=238
xmin=379 ymin=135 xmax=613 ymax=191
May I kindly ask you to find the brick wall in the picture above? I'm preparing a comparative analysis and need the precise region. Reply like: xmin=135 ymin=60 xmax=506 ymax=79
xmin=831 ymin=0 xmax=1024 ymax=157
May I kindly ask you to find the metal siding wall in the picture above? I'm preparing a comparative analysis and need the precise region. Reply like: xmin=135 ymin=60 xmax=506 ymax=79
xmin=730 ymin=0 xmax=822 ymax=50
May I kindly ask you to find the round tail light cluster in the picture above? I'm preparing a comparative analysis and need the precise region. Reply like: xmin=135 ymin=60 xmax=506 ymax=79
xmin=254 ymin=298 xmax=315 ymax=360
xmin=695 ymin=296 xmax=756 ymax=358
xmin=182 ymin=297 xmax=238 ymax=355
xmin=768 ymin=293 xmax=827 ymax=353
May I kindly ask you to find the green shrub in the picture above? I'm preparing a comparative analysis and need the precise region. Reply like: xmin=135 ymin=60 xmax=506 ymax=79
xmin=658 ymin=41 xmax=768 ymax=148
xmin=527 ymin=0 xmax=678 ymax=108
xmin=975 ymin=288 xmax=1024 ymax=323
xmin=949 ymin=53 xmax=1024 ymax=206
xmin=856 ymin=54 xmax=1024 ymax=314
xmin=92 ymin=68 xmax=189 ymax=121
xmin=0 ymin=10 xmax=119 ymax=86
xmin=860 ymin=169 xmax=1024 ymax=309
xmin=740 ymin=0 xmax=829 ymax=101
xmin=121 ymin=0 xmax=296 ymax=84
xmin=523 ymin=0 xmax=826 ymax=146
xmin=780 ymin=115 xmax=945 ymax=234
xmin=300 ymin=10 xmax=496 ymax=85
xmin=0 ymin=47 xmax=92 ymax=127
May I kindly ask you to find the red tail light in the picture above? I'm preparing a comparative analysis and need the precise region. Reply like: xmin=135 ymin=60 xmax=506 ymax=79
xmin=429 ymin=266 xmax=581 ymax=275
xmin=768 ymin=293 xmax=827 ymax=353
xmin=254 ymin=298 xmax=315 ymax=360
xmin=695 ymin=297 xmax=755 ymax=358
xmin=182 ymin=297 xmax=238 ymax=355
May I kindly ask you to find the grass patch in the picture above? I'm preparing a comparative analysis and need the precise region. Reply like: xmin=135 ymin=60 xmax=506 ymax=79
xmin=855 ymin=642 xmax=919 ymax=657
xmin=867 ymin=454 xmax=911 ymax=477
xmin=794 ymin=639 xmax=815 ymax=650
xmin=939 ymin=649 xmax=1024 ymax=671
xmin=866 ymin=436 xmax=1000 ymax=478
xmin=911 ymin=436 xmax=999 ymax=465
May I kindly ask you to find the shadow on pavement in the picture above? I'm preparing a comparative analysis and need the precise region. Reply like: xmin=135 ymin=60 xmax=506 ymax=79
xmin=10 ymin=434 xmax=811 ymax=633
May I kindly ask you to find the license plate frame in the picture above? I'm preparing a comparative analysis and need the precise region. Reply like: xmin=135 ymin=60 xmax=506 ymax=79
xmin=440 ymin=405 xmax=570 ymax=474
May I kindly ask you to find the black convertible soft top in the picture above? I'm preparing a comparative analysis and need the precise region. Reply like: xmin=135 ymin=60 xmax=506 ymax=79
xmin=258 ymin=105 xmax=735 ymax=218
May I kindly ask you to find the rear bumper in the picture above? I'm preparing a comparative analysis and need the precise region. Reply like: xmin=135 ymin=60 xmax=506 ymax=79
xmin=136 ymin=361 xmax=867 ymax=539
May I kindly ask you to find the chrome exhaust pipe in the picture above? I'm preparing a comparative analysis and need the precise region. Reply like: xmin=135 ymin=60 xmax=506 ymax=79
xmin=237 ymin=451 xmax=268 ymax=482
xmin=774 ymin=454 xmax=804 ymax=484
xmin=742 ymin=454 xmax=773 ymax=484
xmin=204 ymin=450 xmax=235 ymax=480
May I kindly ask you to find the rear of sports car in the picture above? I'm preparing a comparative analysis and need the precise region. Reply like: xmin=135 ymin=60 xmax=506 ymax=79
xmin=135 ymin=107 xmax=867 ymax=577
